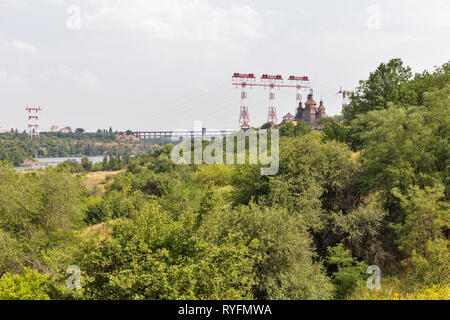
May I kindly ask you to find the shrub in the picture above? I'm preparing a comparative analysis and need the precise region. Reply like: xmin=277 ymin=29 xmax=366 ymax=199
xmin=327 ymin=243 xmax=368 ymax=299
xmin=0 ymin=268 xmax=50 ymax=300
xmin=191 ymin=165 xmax=234 ymax=186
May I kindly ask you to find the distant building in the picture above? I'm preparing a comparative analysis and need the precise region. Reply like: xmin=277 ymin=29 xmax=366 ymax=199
xmin=240 ymin=122 xmax=250 ymax=131
xmin=282 ymin=113 xmax=295 ymax=123
xmin=0 ymin=127 xmax=6 ymax=133
xmin=60 ymin=126 xmax=72 ymax=133
xmin=293 ymin=90 xmax=327 ymax=129
xmin=51 ymin=125 xmax=59 ymax=132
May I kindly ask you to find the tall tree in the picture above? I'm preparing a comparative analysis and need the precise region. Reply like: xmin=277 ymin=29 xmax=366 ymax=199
xmin=344 ymin=58 xmax=412 ymax=124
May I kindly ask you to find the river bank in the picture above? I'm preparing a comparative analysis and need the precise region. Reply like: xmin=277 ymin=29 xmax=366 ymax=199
xmin=15 ymin=156 xmax=105 ymax=171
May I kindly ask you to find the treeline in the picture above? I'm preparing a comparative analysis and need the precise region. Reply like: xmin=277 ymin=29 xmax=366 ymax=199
xmin=0 ymin=132 xmax=155 ymax=166
xmin=0 ymin=58 xmax=448 ymax=300
xmin=56 ymin=153 xmax=131 ymax=173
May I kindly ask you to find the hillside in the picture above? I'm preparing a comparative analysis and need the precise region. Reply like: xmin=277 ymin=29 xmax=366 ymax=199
xmin=0 ymin=132 xmax=159 ymax=166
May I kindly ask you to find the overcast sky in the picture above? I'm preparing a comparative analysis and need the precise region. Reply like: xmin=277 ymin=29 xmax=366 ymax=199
xmin=1 ymin=0 xmax=449 ymax=132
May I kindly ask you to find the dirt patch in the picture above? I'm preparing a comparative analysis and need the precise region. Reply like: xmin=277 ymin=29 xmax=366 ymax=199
xmin=351 ymin=151 xmax=361 ymax=159
xmin=84 ymin=171 xmax=121 ymax=191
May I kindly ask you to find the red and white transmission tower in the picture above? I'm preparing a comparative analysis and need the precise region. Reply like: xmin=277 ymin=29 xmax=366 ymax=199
xmin=232 ymin=73 xmax=311 ymax=127
xmin=289 ymin=75 xmax=310 ymax=106
xmin=338 ymin=87 xmax=357 ymax=110
xmin=232 ymin=73 xmax=256 ymax=130
xmin=26 ymin=106 xmax=41 ymax=139
xmin=261 ymin=74 xmax=283 ymax=124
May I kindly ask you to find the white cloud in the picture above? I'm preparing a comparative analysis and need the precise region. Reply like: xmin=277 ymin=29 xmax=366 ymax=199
xmin=0 ymin=69 xmax=27 ymax=83
xmin=0 ymin=0 xmax=30 ymax=9
xmin=0 ymin=0 xmax=67 ymax=9
xmin=381 ymin=0 xmax=450 ymax=31
xmin=83 ymin=0 xmax=264 ymax=42
xmin=40 ymin=66 xmax=101 ymax=91
xmin=11 ymin=40 xmax=37 ymax=54
xmin=0 ymin=69 xmax=30 ymax=93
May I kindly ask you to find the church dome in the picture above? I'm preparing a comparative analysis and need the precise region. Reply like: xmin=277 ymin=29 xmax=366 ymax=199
xmin=305 ymin=91 xmax=317 ymax=107
xmin=318 ymin=100 xmax=326 ymax=110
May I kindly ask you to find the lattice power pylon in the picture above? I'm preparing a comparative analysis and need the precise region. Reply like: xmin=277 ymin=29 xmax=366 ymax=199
xmin=26 ymin=106 xmax=41 ymax=139
xmin=338 ymin=87 xmax=357 ymax=110
xmin=232 ymin=73 xmax=311 ymax=127
xmin=232 ymin=73 xmax=255 ymax=130
xmin=261 ymin=74 xmax=283 ymax=124
xmin=289 ymin=75 xmax=310 ymax=105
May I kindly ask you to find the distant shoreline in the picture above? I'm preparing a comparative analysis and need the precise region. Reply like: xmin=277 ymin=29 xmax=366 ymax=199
xmin=16 ymin=156 xmax=106 ymax=170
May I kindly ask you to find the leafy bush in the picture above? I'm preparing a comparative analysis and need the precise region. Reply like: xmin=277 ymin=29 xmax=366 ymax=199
xmin=72 ymin=202 xmax=255 ymax=300
xmin=202 ymin=204 xmax=335 ymax=300
xmin=409 ymin=239 xmax=449 ymax=286
xmin=57 ymin=159 xmax=84 ymax=173
xmin=191 ymin=165 xmax=234 ymax=186
xmin=395 ymin=185 xmax=449 ymax=285
xmin=330 ymin=200 xmax=386 ymax=263
xmin=327 ymin=244 xmax=368 ymax=299
xmin=0 ymin=268 xmax=50 ymax=300
xmin=0 ymin=165 xmax=84 ymax=274
xmin=402 ymin=284 xmax=450 ymax=300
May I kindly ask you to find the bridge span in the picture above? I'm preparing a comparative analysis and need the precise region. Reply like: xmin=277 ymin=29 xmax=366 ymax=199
xmin=134 ymin=129 xmax=237 ymax=140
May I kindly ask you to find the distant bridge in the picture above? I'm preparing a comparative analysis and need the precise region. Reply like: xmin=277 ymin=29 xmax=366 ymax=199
xmin=134 ymin=129 xmax=237 ymax=140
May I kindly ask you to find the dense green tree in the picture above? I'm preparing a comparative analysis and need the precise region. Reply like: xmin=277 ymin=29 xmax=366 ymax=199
xmin=353 ymin=86 xmax=449 ymax=219
xmin=72 ymin=201 xmax=255 ymax=300
xmin=326 ymin=244 xmax=368 ymax=299
xmin=201 ymin=204 xmax=334 ymax=299
xmin=344 ymin=58 xmax=413 ymax=124
xmin=321 ymin=115 xmax=350 ymax=144
xmin=394 ymin=185 xmax=449 ymax=285
xmin=81 ymin=156 xmax=93 ymax=171
xmin=0 ymin=164 xmax=84 ymax=275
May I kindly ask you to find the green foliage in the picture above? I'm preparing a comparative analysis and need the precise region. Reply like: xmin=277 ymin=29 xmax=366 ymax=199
xmin=344 ymin=58 xmax=413 ymax=124
xmin=279 ymin=121 xmax=312 ymax=137
xmin=73 ymin=202 xmax=255 ymax=300
xmin=321 ymin=116 xmax=350 ymax=144
xmin=81 ymin=156 xmax=93 ymax=171
xmin=0 ymin=58 xmax=448 ymax=301
xmin=191 ymin=165 xmax=234 ymax=186
xmin=409 ymin=239 xmax=449 ymax=286
xmin=0 ymin=268 xmax=50 ymax=300
xmin=83 ymin=190 xmax=140 ymax=225
xmin=57 ymin=159 xmax=85 ymax=173
xmin=329 ymin=200 xmax=386 ymax=263
xmin=403 ymin=284 xmax=450 ymax=300
xmin=343 ymin=59 xmax=449 ymax=150
xmin=327 ymin=244 xmax=368 ymax=299
xmin=395 ymin=185 xmax=449 ymax=285
xmin=0 ymin=164 xmax=84 ymax=275
xmin=0 ymin=131 xmax=153 ymax=166
xmin=396 ymin=185 xmax=449 ymax=256
xmin=0 ymin=230 xmax=23 ymax=274
xmin=269 ymin=134 xmax=358 ymax=230
xmin=202 ymin=204 xmax=334 ymax=300
xmin=231 ymin=164 xmax=270 ymax=205
xmin=295 ymin=121 xmax=313 ymax=136
xmin=354 ymin=86 xmax=449 ymax=217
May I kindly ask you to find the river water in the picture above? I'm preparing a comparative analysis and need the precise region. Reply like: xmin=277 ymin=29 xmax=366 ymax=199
xmin=14 ymin=156 xmax=105 ymax=171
